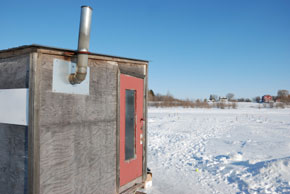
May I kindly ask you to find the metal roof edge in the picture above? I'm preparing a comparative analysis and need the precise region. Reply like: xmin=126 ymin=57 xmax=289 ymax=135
xmin=0 ymin=44 xmax=149 ymax=63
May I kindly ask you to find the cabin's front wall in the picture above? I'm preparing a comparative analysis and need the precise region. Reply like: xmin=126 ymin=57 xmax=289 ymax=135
xmin=36 ymin=53 xmax=118 ymax=194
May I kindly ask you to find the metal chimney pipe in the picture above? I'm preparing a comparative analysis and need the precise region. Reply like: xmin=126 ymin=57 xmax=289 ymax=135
xmin=69 ymin=6 xmax=93 ymax=85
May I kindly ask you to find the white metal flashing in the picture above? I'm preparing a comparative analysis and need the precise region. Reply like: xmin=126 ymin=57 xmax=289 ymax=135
xmin=52 ymin=59 xmax=90 ymax=95
xmin=0 ymin=88 xmax=29 ymax=126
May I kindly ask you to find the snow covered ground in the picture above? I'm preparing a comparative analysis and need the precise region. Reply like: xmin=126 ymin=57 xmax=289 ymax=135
xmin=145 ymin=103 xmax=290 ymax=194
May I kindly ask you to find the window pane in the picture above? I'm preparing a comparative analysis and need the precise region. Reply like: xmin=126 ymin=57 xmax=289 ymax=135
xmin=125 ymin=90 xmax=136 ymax=160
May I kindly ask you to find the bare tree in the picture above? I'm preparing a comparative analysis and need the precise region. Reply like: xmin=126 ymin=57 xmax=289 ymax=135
xmin=148 ymin=89 xmax=155 ymax=101
xmin=226 ymin=93 xmax=235 ymax=101
xmin=237 ymin=98 xmax=245 ymax=102
xmin=277 ymin=90 xmax=289 ymax=97
xmin=209 ymin=94 xmax=218 ymax=102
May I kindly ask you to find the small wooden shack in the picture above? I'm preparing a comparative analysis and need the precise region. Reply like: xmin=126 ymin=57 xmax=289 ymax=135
xmin=0 ymin=44 xmax=148 ymax=194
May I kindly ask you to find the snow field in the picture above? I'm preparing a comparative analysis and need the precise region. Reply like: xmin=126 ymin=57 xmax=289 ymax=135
xmin=145 ymin=105 xmax=290 ymax=194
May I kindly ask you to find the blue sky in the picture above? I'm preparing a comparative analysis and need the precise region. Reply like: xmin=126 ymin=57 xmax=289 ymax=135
xmin=1 ymin=0 xmax=290 ymax=99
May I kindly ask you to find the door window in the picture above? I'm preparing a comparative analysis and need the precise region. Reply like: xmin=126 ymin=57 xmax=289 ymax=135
xmin=125 ymin=90 xmax=136 ymax=160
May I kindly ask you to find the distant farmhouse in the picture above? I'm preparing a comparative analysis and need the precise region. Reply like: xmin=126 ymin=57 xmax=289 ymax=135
xmin=219 ymin=97 xmax=228 ymax=103
xmin=208 ymin=95 xmax=228 ymax=103
xmin=262 ymin=95 xmax=273 ymax=103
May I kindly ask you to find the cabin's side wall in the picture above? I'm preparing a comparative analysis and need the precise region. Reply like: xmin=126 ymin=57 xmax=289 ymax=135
xmin=0 ymin=54 xmax=30 ymax=194
xmin=36 ymin=53 xmax=118 ymax=194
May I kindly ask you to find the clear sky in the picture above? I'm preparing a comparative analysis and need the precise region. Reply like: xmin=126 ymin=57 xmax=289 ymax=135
xmin=1 ymin=0 xmax=290 ymax=99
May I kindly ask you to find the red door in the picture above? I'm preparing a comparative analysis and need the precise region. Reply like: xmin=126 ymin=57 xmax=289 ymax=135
xmin=120 ymin=74 xmax=143 ymax=186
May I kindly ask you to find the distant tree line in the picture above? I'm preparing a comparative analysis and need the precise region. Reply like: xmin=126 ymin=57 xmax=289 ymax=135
xmin=209 ymin=93 xmax=251 ymax=102
xmin=148 ymin=89 xmax=290 ymax=108
xmin=148 ymin=90 xmax=237 ymax=109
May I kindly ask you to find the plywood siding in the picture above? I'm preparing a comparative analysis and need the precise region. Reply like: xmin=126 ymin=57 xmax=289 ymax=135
xmin=118 ymin=62 xmax=146 ymax=78
xmin=0 ymin=46 xmax=148 ymax=194
xmin=0 ymin=54 xmax=29 ymax=194
xmin=0 ymin=54 xmax=30 ymax=89
xmin=37 ymin=54 xmax=118 ymax=194
xmin=0 ymin=124 xmax=28 ymax=194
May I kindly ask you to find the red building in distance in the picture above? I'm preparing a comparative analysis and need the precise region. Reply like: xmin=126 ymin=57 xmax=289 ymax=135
xmin=262 ymin=95 xmax=273 ymax=103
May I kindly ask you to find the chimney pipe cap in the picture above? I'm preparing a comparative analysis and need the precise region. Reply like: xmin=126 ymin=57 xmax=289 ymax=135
xmin=81 ymin=5 xmax=93 ymax=10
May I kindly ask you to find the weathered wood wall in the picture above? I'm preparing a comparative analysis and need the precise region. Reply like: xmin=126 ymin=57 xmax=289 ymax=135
xmin=37 ymin=54 xmax=118 ymax=194
xmin=0 ymin=124 xmax=28 ymax=194
xmin=0 ymin=46 xmax=148 ymax=194
xmin=0 ymin=54 xmax=30 ymax=89
xmin=0 ymin=54 xmax=30 ymax=194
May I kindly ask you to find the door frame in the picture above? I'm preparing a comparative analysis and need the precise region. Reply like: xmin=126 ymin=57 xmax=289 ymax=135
xmin=116 ymin=69 xmax=148 ymax=193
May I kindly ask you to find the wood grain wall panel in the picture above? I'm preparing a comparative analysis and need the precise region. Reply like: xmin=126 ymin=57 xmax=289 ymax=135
xmin=37 ymin=54 xmax=118 ymax=194
xmin=0 ymin=46 xmax=148 ymax=194
xmin=0 ymin=54 xmax=30 ymax=89
xmin=0 ymin=124 xmax=28 ymax=194
xmin=118 ymin=62 xmax=146 ymax=78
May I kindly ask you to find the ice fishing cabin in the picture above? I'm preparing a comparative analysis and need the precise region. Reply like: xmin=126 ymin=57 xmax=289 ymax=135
xmin=0 ymin=6 xmax=149 ymax=194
